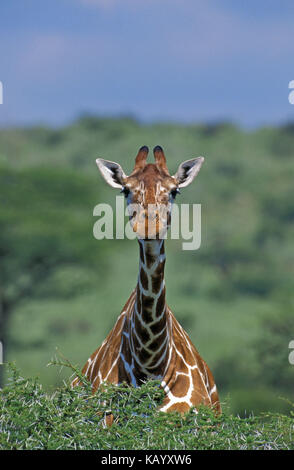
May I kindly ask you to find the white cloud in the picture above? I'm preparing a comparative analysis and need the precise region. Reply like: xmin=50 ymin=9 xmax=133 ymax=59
xmin=79 ymin=0 xmax=116 ymax=7
xmin=78 ymin=0 xmax=147 ymax=8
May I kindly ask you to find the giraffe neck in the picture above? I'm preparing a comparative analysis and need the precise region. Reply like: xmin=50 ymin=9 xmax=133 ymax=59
xmin=130 ymin=239 xmax=170 ymax=379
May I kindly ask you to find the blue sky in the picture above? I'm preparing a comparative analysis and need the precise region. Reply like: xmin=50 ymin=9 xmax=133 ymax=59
xmin=0 ymin=0 xmax=294 ymax=128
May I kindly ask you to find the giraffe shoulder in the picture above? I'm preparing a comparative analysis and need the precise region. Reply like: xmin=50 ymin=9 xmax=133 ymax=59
xmin=167 ymin=307 xmax=204 ymax=361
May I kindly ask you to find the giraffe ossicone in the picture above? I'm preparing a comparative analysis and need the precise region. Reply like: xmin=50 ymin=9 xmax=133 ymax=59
xmin=72 ymin=145 xmax=221 ymax=416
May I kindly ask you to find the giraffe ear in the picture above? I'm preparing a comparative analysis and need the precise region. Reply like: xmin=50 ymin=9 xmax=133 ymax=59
xmin=96 ymin=158 xmax=127 ymax=189
xmin=173 ymin=157 xmax=204 ymax=188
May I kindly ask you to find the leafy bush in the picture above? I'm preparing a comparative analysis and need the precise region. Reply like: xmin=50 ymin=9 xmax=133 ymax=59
xmin=0 ymin=364 xmax=293 ymax=450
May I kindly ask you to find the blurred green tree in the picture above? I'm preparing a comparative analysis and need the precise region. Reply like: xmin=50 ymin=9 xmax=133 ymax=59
xmin=0 ymin=164 xmax=104 ymax=385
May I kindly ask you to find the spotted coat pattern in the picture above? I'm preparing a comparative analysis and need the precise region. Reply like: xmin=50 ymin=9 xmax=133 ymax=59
xmin=72 ymin=146 xmax=221 ymax=417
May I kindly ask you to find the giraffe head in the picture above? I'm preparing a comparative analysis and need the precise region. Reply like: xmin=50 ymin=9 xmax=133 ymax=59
xmin=96 ymin=146 xmax=204 ymax=239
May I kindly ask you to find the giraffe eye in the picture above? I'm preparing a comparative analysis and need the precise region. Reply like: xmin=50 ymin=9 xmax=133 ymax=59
xmin=170 ymin=188 xmax=180 ymax=199
xmin=121 ymin=186 xmax=130 ymax=198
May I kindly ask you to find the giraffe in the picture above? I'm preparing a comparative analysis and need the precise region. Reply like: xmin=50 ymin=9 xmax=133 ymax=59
xmin=72 ymin=145 xmax=221 ymax=418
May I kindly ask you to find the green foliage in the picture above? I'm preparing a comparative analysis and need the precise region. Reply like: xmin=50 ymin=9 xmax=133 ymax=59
xmin=0 ymin=365 xmax=293 ymax=450
xmin=0 ymin=117 xmax=294 ymax=415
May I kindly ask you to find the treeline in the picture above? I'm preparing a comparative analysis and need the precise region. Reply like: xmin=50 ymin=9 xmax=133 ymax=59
xmin=0 ymin=116 xmax=293 ymax=414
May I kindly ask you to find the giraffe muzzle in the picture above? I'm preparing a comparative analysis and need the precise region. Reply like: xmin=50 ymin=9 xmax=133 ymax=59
xmin=130 ymin=204 xmax=170 ymax=240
